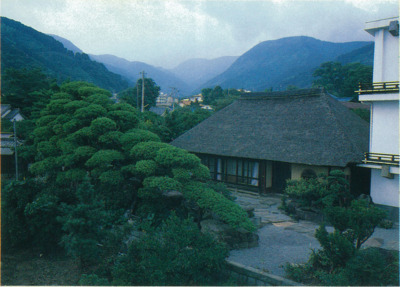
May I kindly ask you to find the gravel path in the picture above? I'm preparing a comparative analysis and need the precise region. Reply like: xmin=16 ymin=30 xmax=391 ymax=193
xmin=228 ymin=191 xmax=399 ymax=278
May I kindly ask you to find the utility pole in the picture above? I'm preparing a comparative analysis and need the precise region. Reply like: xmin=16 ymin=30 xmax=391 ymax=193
xmin=136 ymin=79 xmax=139 ymax=110
xmin=170 ymin=87 xmax=178 ymax=111
xmin=140 ymin=71 xmax=146 ymax=112
xmin=13 ymin=119 xmax=18 ymax=181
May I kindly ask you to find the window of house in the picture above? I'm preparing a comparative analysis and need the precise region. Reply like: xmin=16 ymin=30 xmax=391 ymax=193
xmin=199 ymin=155 xmax=259 ymax=187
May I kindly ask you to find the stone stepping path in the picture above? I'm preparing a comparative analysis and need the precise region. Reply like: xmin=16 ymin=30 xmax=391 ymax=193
xmin=228 ymin=190 xmax=399 ymax=277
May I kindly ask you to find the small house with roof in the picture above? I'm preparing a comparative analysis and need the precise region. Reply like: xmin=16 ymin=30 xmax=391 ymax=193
xmin=1 ymin=104 xmax=25 ymax=178
xmin=172 ymin=88 xmax=370 ymax=194
xmin=1 ymin=104 xmax=24 ymax=122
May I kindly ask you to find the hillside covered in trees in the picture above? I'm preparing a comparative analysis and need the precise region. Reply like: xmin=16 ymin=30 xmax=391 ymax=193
xmin=200 ymin=36 xmax=372 ymax=92
xmin=1 ymin=17 xmax=128 ymax=92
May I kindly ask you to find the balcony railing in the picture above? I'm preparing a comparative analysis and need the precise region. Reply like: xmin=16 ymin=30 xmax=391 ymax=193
xmin=363 ymin=152 xmax=400 ymax=165
xmin=357 ymin=81 xmax=399 ymax=95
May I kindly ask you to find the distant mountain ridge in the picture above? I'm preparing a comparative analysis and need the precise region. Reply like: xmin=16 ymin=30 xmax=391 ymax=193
xmin=334 ymin=42 xmax=374 ymax=66
xmin=49 ymin=34 xmax=83 ymax=54
xmin=2 ymin=17 xmax=374 ymax=97
xmin=1 ymin=17 xmax=128 ymax=92
xmin=89 ymin=54 xmax=192 ymax=96
xmin=199 ymin=36 xmax=373 ymax=92
xmin=169 ymin=56 xmax=238 ymax=89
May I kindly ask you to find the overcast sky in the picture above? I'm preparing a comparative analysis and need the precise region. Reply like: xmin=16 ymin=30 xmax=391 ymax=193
xmin=1 ymin=0 xmax=398 ymax=68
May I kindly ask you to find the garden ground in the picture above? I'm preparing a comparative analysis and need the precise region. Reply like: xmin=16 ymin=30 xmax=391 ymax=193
xmin=2 ymin=190 xmax=398 ymax=285
xmin=1 ymin=248 xmax=81 ymax=285
xmin=228 ymin=190 xmax=399 ymax=277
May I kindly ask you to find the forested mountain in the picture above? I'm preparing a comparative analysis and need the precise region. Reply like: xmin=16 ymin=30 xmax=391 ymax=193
xmin=199 ymin=36 xmax=373 ymax=92
xmin=89 ymin=54 xmax=191 ymax=97
xmin=334 ymin=42 xmax=374 ymax=66
xmin=49 ymin=34 xmax=83 ymax=54
xmin=169 ymin=56 xmax=238 ymax=90
xmin=1 ymin=17 xmax=128 ymax=92
xmin=2 ymin=16 xmax=374 ymax=96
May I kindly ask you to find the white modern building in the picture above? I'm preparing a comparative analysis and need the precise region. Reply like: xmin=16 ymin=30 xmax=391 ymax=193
xmin=358 ymin=17 xmax=399 ymax=219
xmin=156 ymin=92 xmax=178 ymax=107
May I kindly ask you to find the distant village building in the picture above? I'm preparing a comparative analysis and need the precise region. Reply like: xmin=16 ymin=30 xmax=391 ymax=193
xmin=177 ymin=94 xmax=214 ymax=110
xmin=1 ymin=104 xmax=25 ymax=178
xmin=199 ymin=104 xmax=213 ymax=110
xmin=178 ymin=94 xmax=203 ymax=107
xmin=156 ymin=92 xmax=178 ymax=107
xmin=191 ymin=94 xmax=203 ymax=103
xmin=358 ymin=17 xmax=399 ymax=219
xmin=172 ymin=88 xmax=369 ymax=194
xmin=178 ymin=98 xmax=192 ymax=108
xmin=1 ymin=104 xmax=24 ymax=122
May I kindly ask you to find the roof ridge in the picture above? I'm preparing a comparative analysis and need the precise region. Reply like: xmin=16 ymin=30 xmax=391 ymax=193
xmin=239 ymin=88 xmax=324 ymax=100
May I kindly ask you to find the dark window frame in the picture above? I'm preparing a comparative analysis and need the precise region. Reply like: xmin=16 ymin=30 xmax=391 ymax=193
xmin=199 ymin=154 xmax=259 ymax=187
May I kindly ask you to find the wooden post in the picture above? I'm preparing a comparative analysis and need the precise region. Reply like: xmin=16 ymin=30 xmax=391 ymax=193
xmin=13 ymin=120 xmax=18 ymax=181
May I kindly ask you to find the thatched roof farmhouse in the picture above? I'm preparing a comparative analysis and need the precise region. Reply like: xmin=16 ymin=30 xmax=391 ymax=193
xmin=172 ymin=88 xmax=370 ymax=193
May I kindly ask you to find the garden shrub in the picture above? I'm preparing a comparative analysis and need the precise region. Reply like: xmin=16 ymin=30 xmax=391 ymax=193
xmin=314 ymin=248 xmax=399 ymax=286
xmin=79 ymin=274 xmax=110 ymax=286
xmin=57 ymin=179 xmax=125 ymax=268
xmin=284 ymin=171 xmax=392 ymax=286
xmin=282 ymin=170 xmax=354 ymax=214
xmin=111 ymin=214 xmax=229 ymax=286
xmin=286 ymin=247 xmax=399 ymax=286
xmin=1 ymin=179 xmax=41 ymax=249
xmin=24 ymin=191 xmax=63 ymax=252
xmin=313 ymin=225 xmax=356 ymax=270
xmin=184 ymin=182 xmax=255 ymax=232
xmin=324 ymin=199 xmax=386 ymax=249
xmin=283 ymin=177 xmax=327 ymax=209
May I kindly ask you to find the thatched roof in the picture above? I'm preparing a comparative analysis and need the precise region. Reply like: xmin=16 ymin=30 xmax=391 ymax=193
xmin=171 ymin=88 xmax=369 ymax=167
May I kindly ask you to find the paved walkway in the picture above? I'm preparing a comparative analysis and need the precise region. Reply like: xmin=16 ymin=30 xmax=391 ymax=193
xmin=228 ymin=191 xmax=399 ymax=277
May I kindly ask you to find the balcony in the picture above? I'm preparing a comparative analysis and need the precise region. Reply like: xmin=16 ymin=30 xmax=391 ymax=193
xmin=363 ymin=152 xmax=400 ymax=166
xmin=357 ymin=81 xmax=399 ymax=95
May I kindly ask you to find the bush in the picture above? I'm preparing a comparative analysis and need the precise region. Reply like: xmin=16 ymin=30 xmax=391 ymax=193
xmin=285 ymin=262 xmax=316 ymax=285
xmin=313 ymin=225 xmax=356 ymax=270
xmin=282 ymin=170 xmax=354 ymax=213
xmin=79 ymin=274 xmax=109 ymax=286
xmin=284 ymin=171 xmax=392 ymax=286
xmin=324 ymin=199 xmax=386 ymax=249
xmin=57 ymin=179 xmax=125 ymax=268
xmin=111 ymin=214 xmax=229 ymax=286
xmin=318 ymin=248 xmax=399 ymax=286
xmin=286 ymin=247 xmax=399 ymax=286
xmin=283 ymin=177 xmax=328 ymax=209
xmin=184 ymin=182 xmax=255 ymax=232
xmin=24 ymin=191 xmax=63 ymax=252
xmin=1 ymin=180 xmax=41 ymax=249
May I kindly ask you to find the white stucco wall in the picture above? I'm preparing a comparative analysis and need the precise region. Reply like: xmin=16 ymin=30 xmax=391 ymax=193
xmin=370 ymin=169 xmax=399 ymax=207
xmin=372 ymin=27 xmax=399 ymax=82
xmin=370 ymin=101 xmax=399 ymax=154
xmin=291 ymin=164 xmax=350 ymax=180
xmin=362 ymin=18 xmax=400 ymax=210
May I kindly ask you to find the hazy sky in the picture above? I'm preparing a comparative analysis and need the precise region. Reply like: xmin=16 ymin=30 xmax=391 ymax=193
xmin=1 ymin=0 xmax=398 ymax=68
